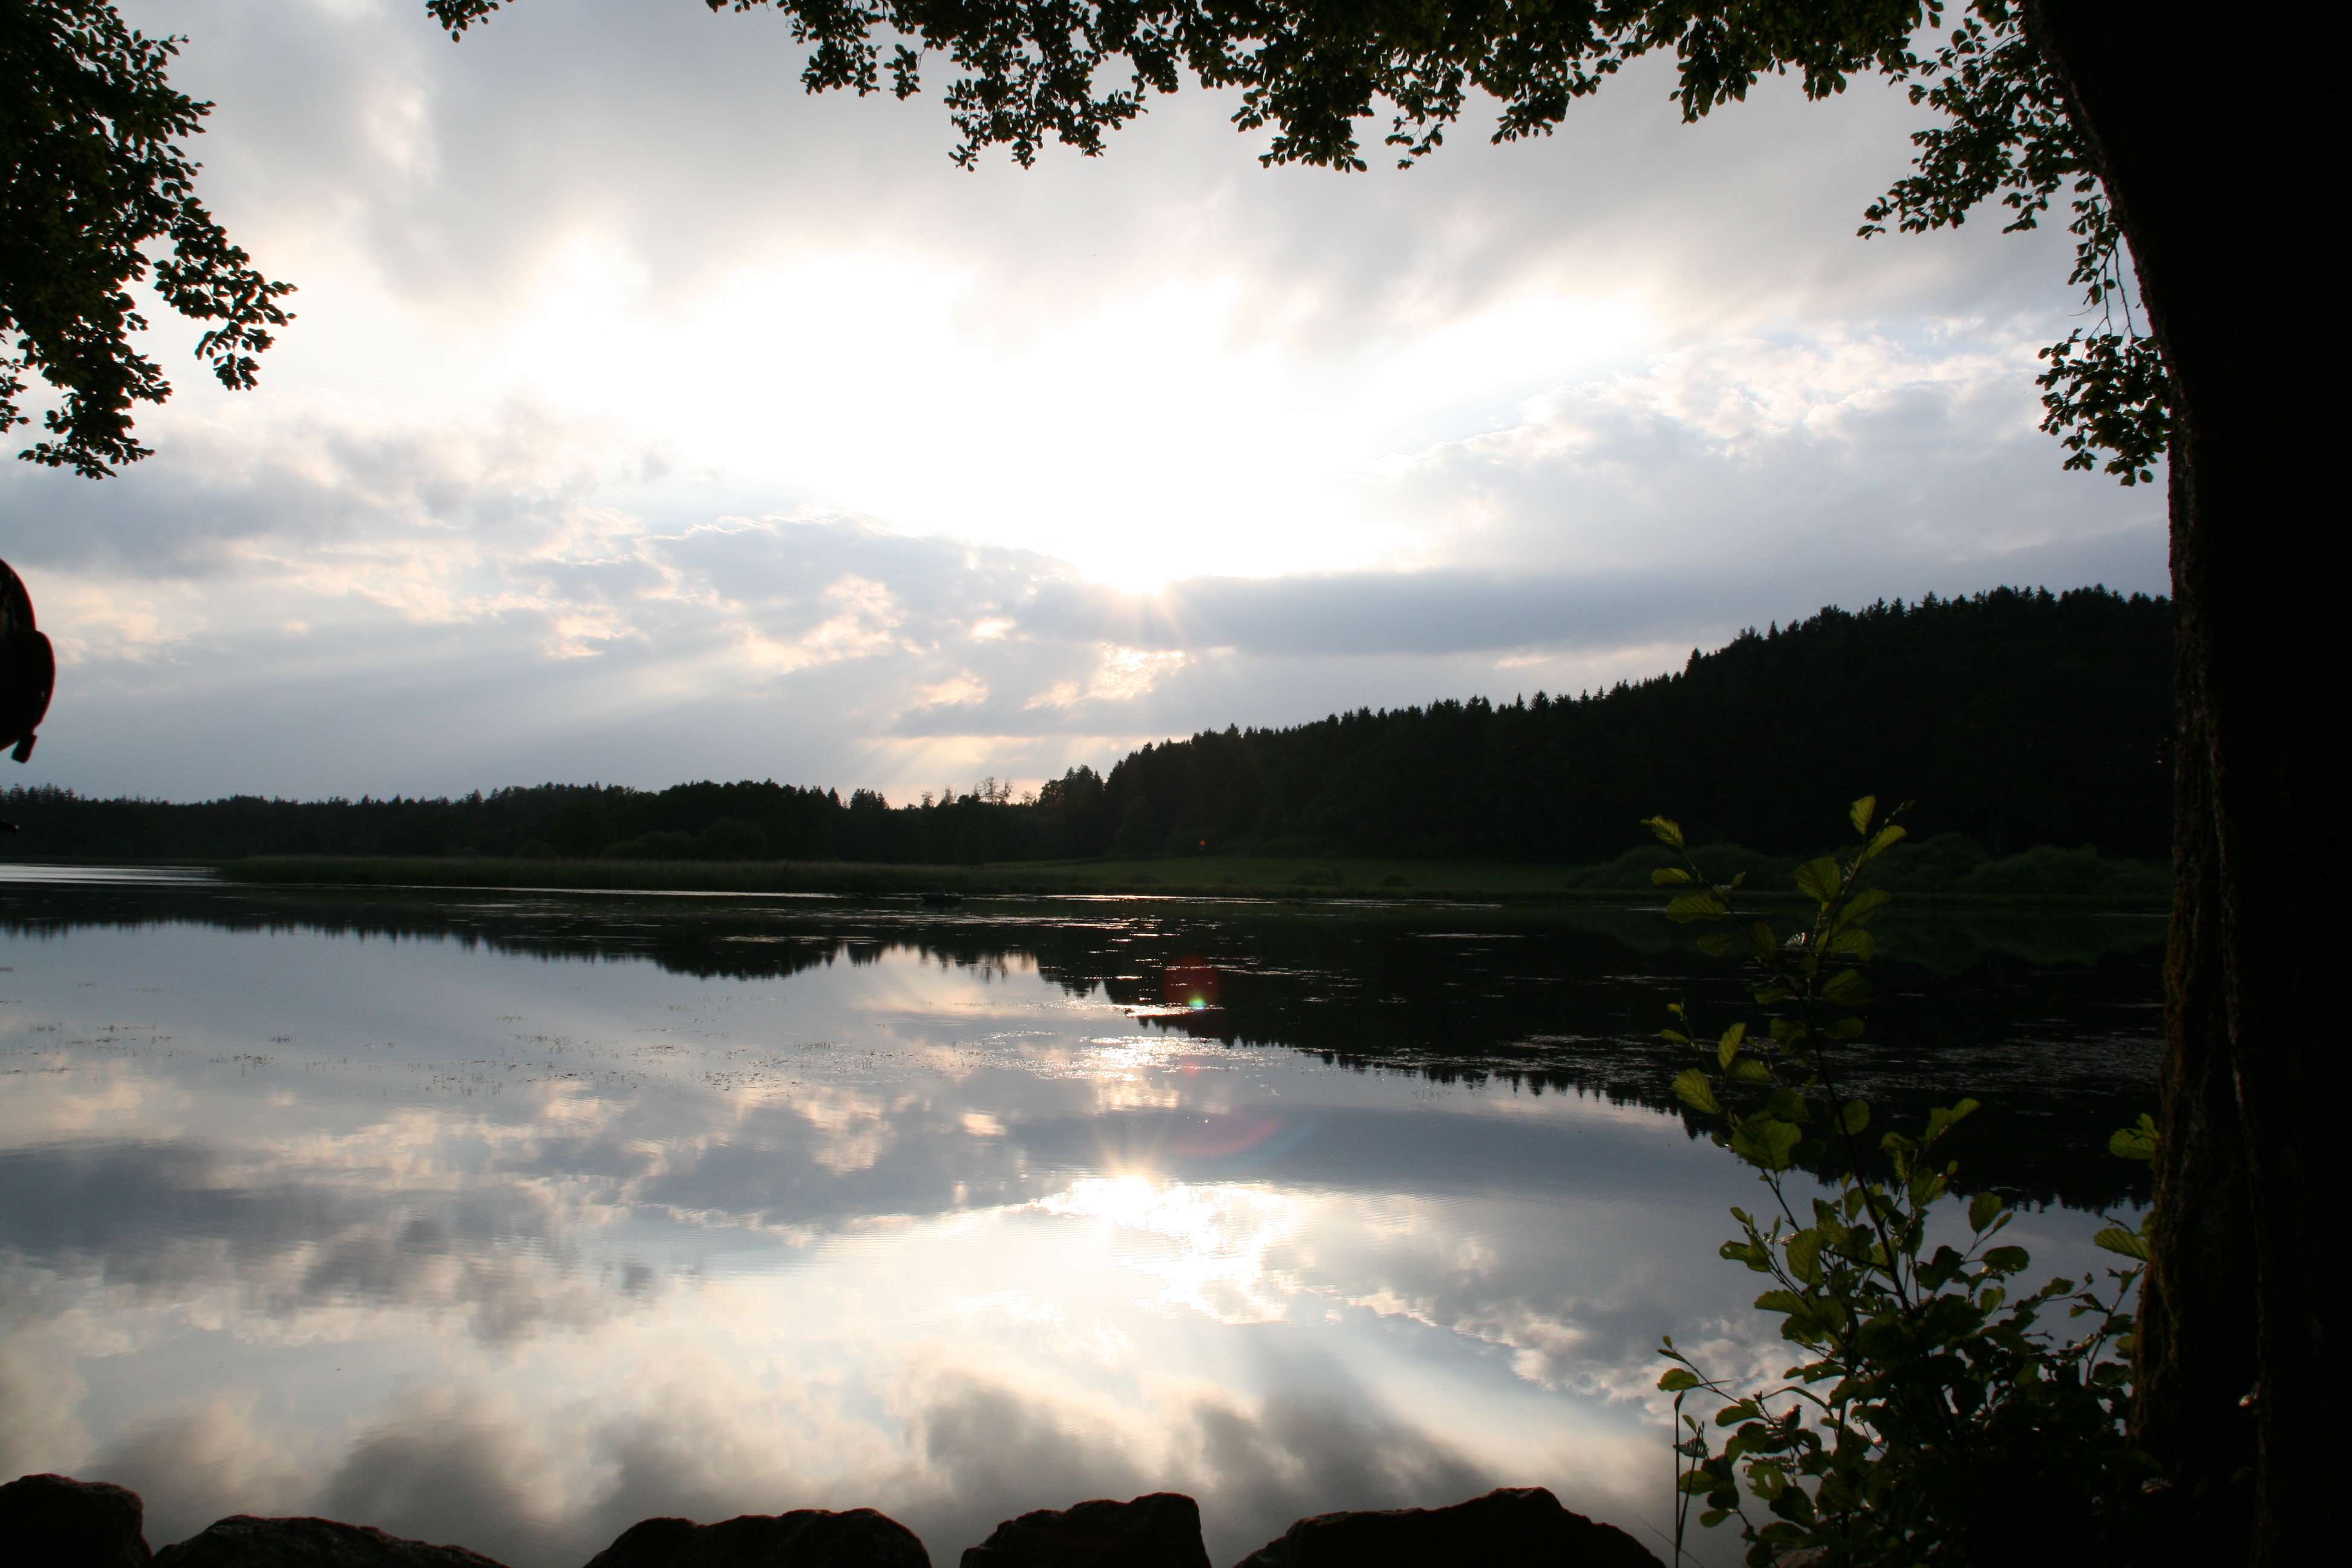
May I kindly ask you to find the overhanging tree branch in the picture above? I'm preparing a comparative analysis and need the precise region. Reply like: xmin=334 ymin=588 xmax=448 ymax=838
xmin=1 ymin=0 xmax=296 ymax=478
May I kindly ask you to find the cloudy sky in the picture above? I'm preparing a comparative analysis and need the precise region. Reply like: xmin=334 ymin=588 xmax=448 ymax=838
xmin=5 ymin=0 xmax=2164 ymax=804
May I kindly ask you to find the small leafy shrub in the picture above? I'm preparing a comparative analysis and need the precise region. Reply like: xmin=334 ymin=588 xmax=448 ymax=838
xmin=1646 ymin=799 xmax=2152 ymax=1565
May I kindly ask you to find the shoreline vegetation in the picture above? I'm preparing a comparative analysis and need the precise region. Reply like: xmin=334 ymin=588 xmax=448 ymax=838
xmin=197 ymin=837 xmax=2172 ymax=907
xmin=5 ymin=592 xmax=2169 ymax=875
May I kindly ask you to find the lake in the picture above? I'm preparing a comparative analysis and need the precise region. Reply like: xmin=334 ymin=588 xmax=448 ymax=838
xmin=0 ymin=867 xmax=2161 ymax=1565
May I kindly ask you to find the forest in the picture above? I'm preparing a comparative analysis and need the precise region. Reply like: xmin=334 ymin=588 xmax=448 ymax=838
xmin=5 ymin=586 xmax=2167 ymax=868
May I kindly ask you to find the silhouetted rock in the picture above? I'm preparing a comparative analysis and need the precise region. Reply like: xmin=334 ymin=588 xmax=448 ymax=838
xmin=582 ymin=1508 xmax=930 ymax=1567
xmin=1231 ymin=1488 xmax=1664 ymax=1568
xmin=0 ymin=1474 xmax=152 ymax=1567
xmin=149 ymin=1515 xmax=508 ymax=1567
xmin=958 ymin=1493 xmax=1208 ymax=1568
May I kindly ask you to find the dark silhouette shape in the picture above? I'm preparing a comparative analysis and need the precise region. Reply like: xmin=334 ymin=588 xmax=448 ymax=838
xmin=1230 ymin=1486 xmax=1661 ymax=1567
xmin=0 ymin=1472 xmax=152 ymax=1567
xmin=582 ymin=1508 xmax=929 ymax=1567
xmin=959 ymin=1493 xmax=1208 ymax=1567
xmin=0 ymin=559 xmax=52 ymax=765
xmin=150 ymin=1516 xmax=505 ymax=1567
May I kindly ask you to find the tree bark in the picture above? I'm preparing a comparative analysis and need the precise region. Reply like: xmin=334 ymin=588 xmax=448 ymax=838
xmin=2024 ymin=4 xmax=2314 ymax=1559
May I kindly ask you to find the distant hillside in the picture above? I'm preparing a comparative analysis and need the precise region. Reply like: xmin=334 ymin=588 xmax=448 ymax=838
xmin=4 ymin=586 xmax=2167 ymax=866
xmin=1093 ymin=586 xmax=2171 ymax=863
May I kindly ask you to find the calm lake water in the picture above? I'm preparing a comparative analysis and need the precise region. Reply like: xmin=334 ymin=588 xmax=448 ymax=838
xmin=0 ymin=867 xmax=2161 ymax=1565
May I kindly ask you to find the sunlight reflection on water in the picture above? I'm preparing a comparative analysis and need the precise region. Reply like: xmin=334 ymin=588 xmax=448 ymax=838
xmin=0 ymin=871 xmax=2156 ymax=1566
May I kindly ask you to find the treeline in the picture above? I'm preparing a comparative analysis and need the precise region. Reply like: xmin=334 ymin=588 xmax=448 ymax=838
xmin=0 ymin=777 xmax=1051 ymax=866
xmin=1098 ymin=586 xmax=2170 ymax=861
xmin=4 ymin=586 xmax=2167 ymax=866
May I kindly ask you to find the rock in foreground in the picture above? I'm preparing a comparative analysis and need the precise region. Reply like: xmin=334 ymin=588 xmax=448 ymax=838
xmin=584 ymin=1508 xmax=931 ymax=1567
xmin=150 ymin=1515 xmax=507 ymax=1567
xmin=0 ymin=1473 xmax=153 ymax=1567
xmin=1232 ymin=1487 xmax=1664 ymax=1568
xmin=959 ymin=1492 xmax=1209 ymax=1567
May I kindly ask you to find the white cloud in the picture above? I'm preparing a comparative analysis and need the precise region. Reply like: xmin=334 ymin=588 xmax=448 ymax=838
xmin=0 ymin=0 xmax=2164 ymax=802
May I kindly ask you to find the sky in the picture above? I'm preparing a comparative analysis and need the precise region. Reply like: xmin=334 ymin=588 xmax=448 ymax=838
xmin=2 ymin=0 xmax=2166 ymax=805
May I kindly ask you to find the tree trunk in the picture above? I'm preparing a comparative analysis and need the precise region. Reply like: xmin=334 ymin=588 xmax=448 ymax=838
xmin=2025 ymin=5 xmax=2314 ymax=1559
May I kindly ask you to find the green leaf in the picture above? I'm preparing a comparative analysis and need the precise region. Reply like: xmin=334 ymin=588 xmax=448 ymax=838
xmin=1672 ymin=1069 xmax=1720 ymax=1116
xmin=1982 ymin=1244 xmax=2032 ymax=1273
xmin=1733 ymin=1116 xmax=1803 ymax=1171
xmin=2092 ymin=1225 xmax=2150 ymax=1261
xmin=1867 ymin=823 xmax=1908 ymax=858
xmin=1849 ymin=796 xmax=1876 ymax=835
xmin=1794 ymin=856 xmax=1841 ymax=903
xmin=1651 ymin=866 xmax=1691 ymax=885
xmin=1837 ymin=888 xmax=1892 ymax=933
xmin=1924 ymin=1097 xmax=1979 ymax=1145
xmin=1696 ymin=931 xmax=1735 ymax=956
xmin=1839 ymin=1099 xmax=1869 ymax=1135
xmin=1643 ymin=815 xmax=1686 ymax=849
xmin=1717 ymin=1022 xmax=1746 ymax=1070
xmin=1968 ymin=1191 xmax=2004 ymax=1232
xmin=1786 ymin=1228 xmax=1824 ymax=1285
xmin=2108 ymin=1114 xmax=2157 ymax=1161
xmin=1826 ymin=927 xmax=1876 ymax=961
xmin=1667 ymin=889 xmax=1728 ymax=923
xmin=1820 ymin=967 xmax=1870 ymax=1005
xmin=1730 ymin=1057 xmax=1773 ymax=1083
xmin=1658 ymin=1367 xmax=1701 ymax=1392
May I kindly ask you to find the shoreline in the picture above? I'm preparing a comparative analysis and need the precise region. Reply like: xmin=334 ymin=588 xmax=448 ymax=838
xmin=203 ymin=851 xmax=2170 ymax=909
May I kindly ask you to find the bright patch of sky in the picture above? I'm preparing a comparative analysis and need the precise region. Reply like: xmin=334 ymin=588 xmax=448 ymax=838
xmin=1 ymin=0 xmax=2164 ymax=803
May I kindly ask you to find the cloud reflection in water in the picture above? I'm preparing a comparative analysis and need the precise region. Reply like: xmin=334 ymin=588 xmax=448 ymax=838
xmin=0 ymin=884 xmax=2148 ymax=1566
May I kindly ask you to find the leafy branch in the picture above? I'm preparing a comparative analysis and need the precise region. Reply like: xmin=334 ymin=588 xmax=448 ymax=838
xmin=1645 ymin=797 xmax=2153 ymax=1564
xmin=1 ymin=0 xmax=297 ymax=477
xmin=1863 ymin=1 xmax=2167 ymax=485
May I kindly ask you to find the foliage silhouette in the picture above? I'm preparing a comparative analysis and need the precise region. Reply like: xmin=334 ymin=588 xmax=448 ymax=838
xmin=1647 ymin=799 xmax=2149 ymax=1563
xmin=1 ymin=0 xmax=295 ymax=475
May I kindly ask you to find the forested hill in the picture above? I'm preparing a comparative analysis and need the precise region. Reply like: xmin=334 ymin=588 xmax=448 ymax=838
xmin=4 ymin=587 xmax=2167 ymax=866
xmin=1102 ymin=586 xmax=2171 ymax=862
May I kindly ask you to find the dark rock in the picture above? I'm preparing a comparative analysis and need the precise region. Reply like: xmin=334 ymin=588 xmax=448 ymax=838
xmin=959 ymin=1493 xmax=1208 ymax=1568
xmin=582 ymin=1508 xmax=930 ymax=1567
xmin=1231 ymin=1488 xmax=1664 ymax=1568
xmin=149 ymin=1515 xmax=509 ymax=1567
xmin=0 ymin=1473 xmax=153 ymax=1567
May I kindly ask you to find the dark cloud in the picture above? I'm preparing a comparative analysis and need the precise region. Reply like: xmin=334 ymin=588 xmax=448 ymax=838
xmin=0 ymin=1138 xmax=607 ymax=1345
